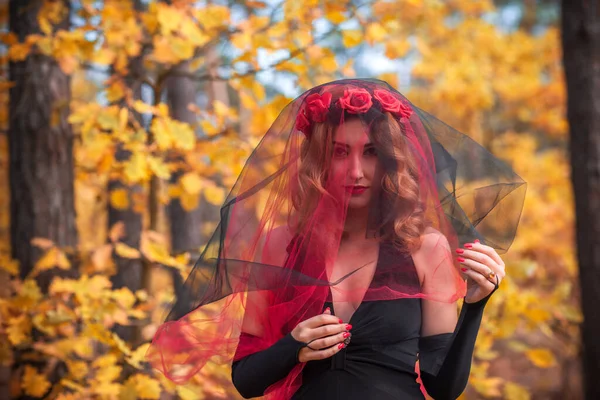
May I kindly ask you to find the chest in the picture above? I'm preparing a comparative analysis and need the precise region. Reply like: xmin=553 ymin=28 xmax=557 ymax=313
xmin=326 ymin=243 xmax=380 ymax=322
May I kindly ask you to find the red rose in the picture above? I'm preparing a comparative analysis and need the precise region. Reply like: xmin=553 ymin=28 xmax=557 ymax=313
xmin=398 ymin=102 xmax=413 ymax=119
xmin=337 ymin=88 xmax=373 ymax=114
xmin=295 ymin=112 xmax=311 ymax=135
xmin=374 ymin=89 xmax=413 ymax=119
xmin=305 ymin=92 xmax=332 ymax=123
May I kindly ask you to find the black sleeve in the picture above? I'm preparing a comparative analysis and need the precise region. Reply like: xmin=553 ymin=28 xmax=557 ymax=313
xmin=231 ymin=332 xmax=306 ymax=399
xmin=418 ymin=290 xmax=495 ymax=400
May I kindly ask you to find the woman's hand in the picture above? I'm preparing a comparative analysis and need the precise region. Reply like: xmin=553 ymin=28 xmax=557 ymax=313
xmin=455 ymin=240 xmax=505 ymax=304
xmin=292 ymin=307 xmax=352 ymax=362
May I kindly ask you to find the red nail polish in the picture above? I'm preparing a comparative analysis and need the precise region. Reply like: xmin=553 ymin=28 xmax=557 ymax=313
xmin=325 ymin=307 xmax=330 ymax=312
xmin=346 ymin=324 xmax=352 ymax=330
xmin=474 ymin=239 xmax=480 ymax=243
xmin=343 ymin=332 xmax=350 ymax=338
xmin=339 ymin=318 xmax=343 ymax=323
xmin=457 ymin=257 xmax=465 ymax=262
xmin=464 ymin=243 xmax=473 ymax=249
xmin=455 ymin=248 xmax=464 ymax=254
xmin=338 ymin=343 xmax=344 ymax=349
xmin=461 ymin=267 xmax=468 ymax=272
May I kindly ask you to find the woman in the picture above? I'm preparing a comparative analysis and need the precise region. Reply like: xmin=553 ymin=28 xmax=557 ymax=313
xmin=147 ymin=79 xmax=526 ymax=400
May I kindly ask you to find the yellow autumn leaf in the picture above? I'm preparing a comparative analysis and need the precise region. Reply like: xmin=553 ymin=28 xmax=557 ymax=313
xmin=126 ymin=343 xmax=150 ymax=369
xmin=7 ymin=315 xmax=31 ymax=345
xmin=157 ymin=3 xmax=184 ymax=35
xmin=22 ymin=365 xmax=51 ymax=397
xmin=92 ymin=47 xmax=116 ymax=65
xmin=366 ymin=23 xmax=387 ymax=44
xmin=95 ymin=365 xmax=122 ymax=384
xmin=8 ymin=43 xmax=32 ymax=61
xmin=109 ymin=188 xmax=130 ymax=209
xmin=0 ymin=255 xmax=18 ymax=275
xmin=181 ymin=17 xmax=209 ymax=47
xmin=106 ymin=81 xmax=125 ymax=103
xmin=195 ymin=5 xmax=230 ymax=31
xmin=385 ymin=39 xmax=411 ymax=59
xmin=148 ymin=156 xmax=171 ymax=179
xmin=152 ymin=35 xmax=177 ymax=64
xmin=342 ymin=30 xmax=362 ymax=48
xmin=503 ymin=382 xmax=531 ymax=400
xmin=93 ymin=383 xmax=121 ymax=397
xmin=132 ymin=374 xmax=162 ymax=399
xmin=133 ymin=100 xmax=155 ymax=115
xmin=35 ymin=247 xmax=71 ymax=273
xmin=124 ymin=152 xmax=148 ymax=183
xmin=203 ymin=184 xmax=225 ymax=206
xmin=180 ymin=192 xmax=200 ymax=211
xmin=525 ymin=348 xmax=556 ymax=368
xmin=171 ymin=36 xmax=195 ymax=61
xmin=115 ymin=242 xmax=141 ymax=259
xmin=180 ymin=173 xmax=203 ymax=195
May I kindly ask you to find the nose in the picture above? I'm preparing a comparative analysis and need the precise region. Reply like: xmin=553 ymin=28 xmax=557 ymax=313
xmin=348 ymin=153 xmax=364 ymax=181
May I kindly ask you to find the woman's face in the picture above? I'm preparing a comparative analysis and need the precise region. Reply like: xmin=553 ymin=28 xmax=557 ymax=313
xmin=330 ymin=119 xmax=379 ymax=209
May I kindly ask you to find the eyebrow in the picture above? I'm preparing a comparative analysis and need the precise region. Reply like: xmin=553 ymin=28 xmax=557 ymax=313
xmin=333 ymin=141 xmax=374 ymax=148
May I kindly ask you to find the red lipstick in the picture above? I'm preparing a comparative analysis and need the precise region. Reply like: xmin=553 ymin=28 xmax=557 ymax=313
xmin=344 ymin=186 xmax=369 ymax=195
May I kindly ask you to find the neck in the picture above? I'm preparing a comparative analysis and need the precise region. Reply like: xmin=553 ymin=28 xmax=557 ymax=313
xmin=341 ymin=207 xmax=370 ymax=243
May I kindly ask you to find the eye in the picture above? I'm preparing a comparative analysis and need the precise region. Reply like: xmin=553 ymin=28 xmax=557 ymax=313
xmin=364 ymin=147 xmax=377 ymax=156
xmin=334 ymin=147 xmax=348 ymax=157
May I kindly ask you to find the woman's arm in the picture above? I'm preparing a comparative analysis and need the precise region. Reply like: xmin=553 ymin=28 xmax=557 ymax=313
xmin=231 ymin=332 xmax=306 ymax=399
xmin=418 ymin=291 xmax=494 ymax=400
xmin=413 ymin=229 xmax=500 ymax=399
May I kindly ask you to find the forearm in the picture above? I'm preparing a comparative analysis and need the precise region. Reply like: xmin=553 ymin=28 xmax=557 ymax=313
xmin=419 ymin=294 xmax=492 ymax=400
xmin=231 ymin=332 xmax=305 ymax=399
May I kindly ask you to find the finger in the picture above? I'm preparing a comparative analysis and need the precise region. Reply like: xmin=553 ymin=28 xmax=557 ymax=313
xmin=467 ymin=241 xmax=504 ymax=267
xmin=307 ymin=331 xmax=350 ymax=351
xmin=460 ymin=267 xmax=496 ymax=291
xmin=307 ymin=322 xmax=350 ymax=342
xmin=323 ymin=306 xmax=331 ymax=315
xmin=458 ymin=256 xmax=498 ymax=279
xmin=457 ymin=249 xmax=498 ymax=272
xmin=302 ymin=313 xmax=343 ymax=329
xmin=302 ymin=341 xmax=346 ymax=361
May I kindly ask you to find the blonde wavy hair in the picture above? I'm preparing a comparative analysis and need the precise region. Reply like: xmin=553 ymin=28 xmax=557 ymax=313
xmin=291 ymin=112 xmax=427 ymax=254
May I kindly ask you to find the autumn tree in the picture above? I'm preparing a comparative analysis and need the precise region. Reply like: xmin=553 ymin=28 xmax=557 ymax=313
xmin=562 ymin=1 xmax=600 ymax=399
xmin=7 ymin=0 xmax=78 ymax=397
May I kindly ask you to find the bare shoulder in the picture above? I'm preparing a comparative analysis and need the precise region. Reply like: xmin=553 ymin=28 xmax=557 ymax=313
xmin=412 ymin=227 xmax=451 ymax=286
xmin=243 ymin=225 xmax=293 ymax=336
xmin=259 ymin=225 xmax=293 ymax=265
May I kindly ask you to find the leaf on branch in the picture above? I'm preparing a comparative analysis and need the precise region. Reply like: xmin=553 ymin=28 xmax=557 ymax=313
xmin=525 ymin=348 xmax=557 ymax=368
xmin=110 ymin=188 xmax=130 ymax=210
xmin=21 ymin=365 xmax=51 ymax=397
xmin=115 ymin=243 xmax=141 ymax=260
xmin=180 ymin=173 xmax=203 ymax=195
xmin=35 ymin=247 xmax=71 ymax=273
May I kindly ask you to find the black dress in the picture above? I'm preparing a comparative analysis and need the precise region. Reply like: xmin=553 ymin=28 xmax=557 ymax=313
xmin=231 ymin=241 xmax=494 ymax=400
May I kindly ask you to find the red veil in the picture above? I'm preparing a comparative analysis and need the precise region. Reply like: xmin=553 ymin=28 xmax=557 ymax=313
xmin=146 ymin=79 xmax=526 ymax=398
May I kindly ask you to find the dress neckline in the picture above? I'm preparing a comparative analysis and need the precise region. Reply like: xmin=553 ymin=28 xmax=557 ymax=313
xmin=325 ymin=241 xmax=384 ymax=324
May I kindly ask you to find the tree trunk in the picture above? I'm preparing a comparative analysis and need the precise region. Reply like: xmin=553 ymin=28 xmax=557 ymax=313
xmin=108 ymin=0 xmax=145 ymax=344
xmin=561 ymin=2 xmax=600 ymax=399
xmin=9 ymin=0 xmax=77 ymax=284
xmin=7 ymin=0 xmax=76 ymax=398
xmin=166 ymin=63 xmax=203 ymax=256
xmin=165 ymin=62 xmax=202 ymax=298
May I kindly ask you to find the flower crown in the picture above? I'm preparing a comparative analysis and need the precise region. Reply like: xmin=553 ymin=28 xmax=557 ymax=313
xmin=295 ymin=87 xmax=413 ymax=138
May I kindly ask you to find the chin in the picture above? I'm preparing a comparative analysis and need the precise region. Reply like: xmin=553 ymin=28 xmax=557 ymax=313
xmin=347 ymin=197 xmax=371 ymax=209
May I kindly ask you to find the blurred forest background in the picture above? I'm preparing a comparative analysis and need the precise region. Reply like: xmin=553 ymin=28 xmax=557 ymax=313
xmin=0 ymin=0 xmax=590 ymax=399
